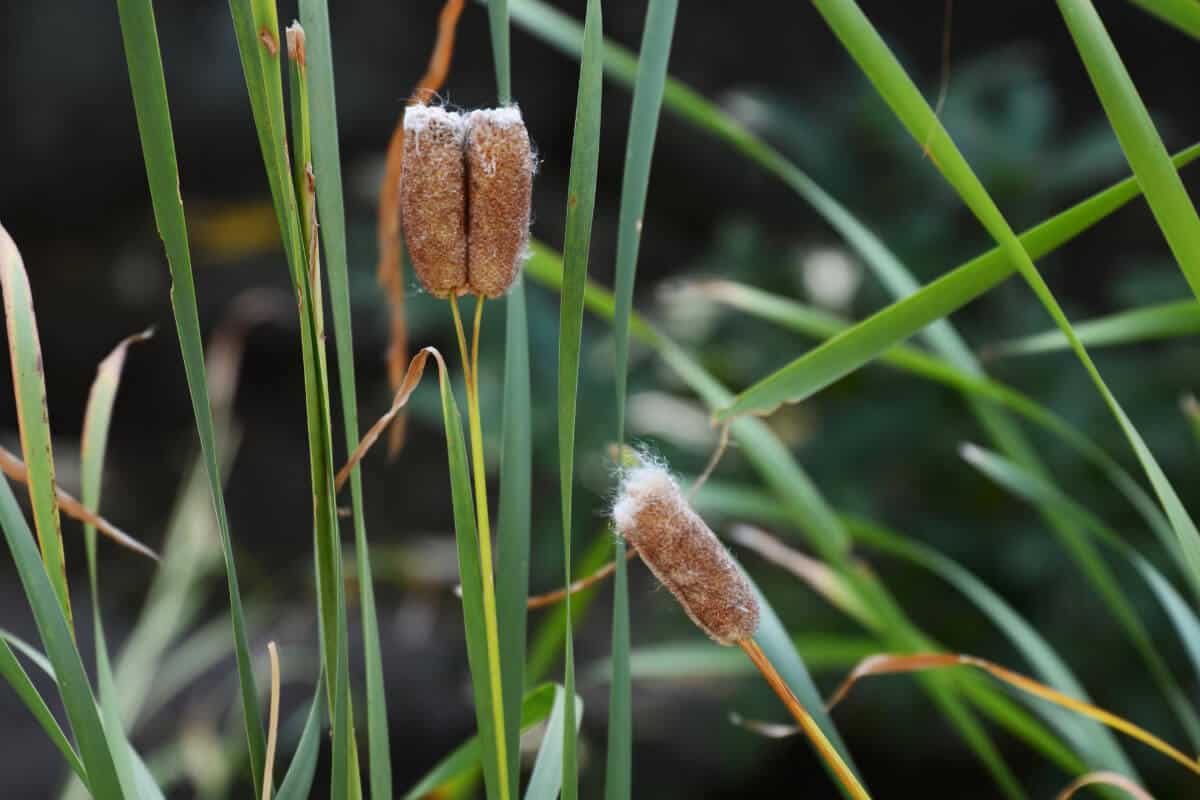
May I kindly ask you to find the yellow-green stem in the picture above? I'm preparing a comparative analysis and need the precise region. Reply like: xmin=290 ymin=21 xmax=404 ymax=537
xmin=450 ymin=294 xmax=511 ymax=800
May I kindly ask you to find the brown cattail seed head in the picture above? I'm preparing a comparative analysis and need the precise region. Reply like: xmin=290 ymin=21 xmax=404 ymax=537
xmin=612 ymin=463 xmax=760 ymax=645
xmin=464 ymin=107 xmax=534 ymax=298
xmin=400 ymin=105 xmax=468 ymax=298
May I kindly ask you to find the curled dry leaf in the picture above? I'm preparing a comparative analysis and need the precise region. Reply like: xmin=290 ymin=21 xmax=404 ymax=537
xmin=335 ymin=347 xmax=444 ymax=492
xmin=0 ymin=445 xmax=158 ymax=562
xmin=827 ymin=652 xmax=1200 ymax=777
xmin=377 ymin=0 xmax=467 ymax=458
xmin=262 ymin=641 xmax=281 ymax=800
xmin=1055 ymin=771 xmax=1154 ymax=800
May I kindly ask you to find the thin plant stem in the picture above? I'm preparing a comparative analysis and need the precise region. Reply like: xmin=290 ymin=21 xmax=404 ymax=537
xmin=527 ymin=546 xmax=640 ymax=609
xmin=450 ymin=293 xmax=511 ymax=800
xmin=739 ymin=638 xmax=871 ymax=800
xmin=450 ymin=296 xmax=473 ymax=384
xmin=472 ymin=295 xmax=485 ymax=392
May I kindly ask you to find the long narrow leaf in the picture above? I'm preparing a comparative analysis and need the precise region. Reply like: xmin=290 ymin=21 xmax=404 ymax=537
xmin=1059 ymin=0 xmax=1200 ymax=300
xmin=497 ymin=277 xmax=532 ymax=798
xmin=988 ymin=299 xmax=1200 ymax=357
xmin=0 ymin=467 xmax=125 ymax=798
xmin=112 ymin=0 xmax=267 ymax=788
xmin=485 ymin=3 xmax=533 ymax=794
xmin=589 ymin=635 xmax=878 ymax=683
xmin=275 ymin=675 xmax=326 ymax=800
xmin=1125 ymin=0 xmax=1200 ymax=37
xmin=694 ymin=137 xmax=1198 ymax=421
xmin=230 ymin=3 xmax=356 ymax=794
xmin=734 ymin=0 xmax=1200 ymax=614
xmin=707 ymin=277 xmax=1194 ymax=744
xmin=403 ymin=685 xmax=559 ymax=800
xmin=963 ymin=445 xmax=1200 ymax=741
xmin=295 ymin=3 xmax=392 ymax=796
xmin=0 ymin=228 xmax=69 ymax=626
xmin=700 ymin=281 xmax=1184 ymax=581
xmin=843 ymin=517 xmax=1137 ymax=776
xmin=487 ymin=0 xmax=512 ymax=104
xmin=0 ymin=639 xmax=86 ymax=782
xmin=82 ymin=331 xmax=157 ymax=798
xmin=556 ymin=3 xmax=603 ymax=798
xmin=524 ymin=687 xmax=584 ymax=800
xmin=436 ymin=347 xmax=507 ymax=800
xmin=606 ymin=2 xmax=677 ymax=795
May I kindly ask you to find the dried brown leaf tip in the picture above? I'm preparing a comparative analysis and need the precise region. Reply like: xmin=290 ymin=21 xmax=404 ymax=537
xmin=465 ymin=107 xmax=534 ymax=298
xmin=613 ymin=462 xmax=760 ymax=645
xmin=401 ymin=105 xmax=468 ymax=298
xmin=285 ymin=22 xmax=306 ymax=67
xmin=399 ymin=104 xmax=533 ymax=299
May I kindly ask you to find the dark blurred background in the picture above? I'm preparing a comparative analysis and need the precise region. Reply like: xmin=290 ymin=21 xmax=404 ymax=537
xmin=4 ymin=1 xmax=1200 ymax=797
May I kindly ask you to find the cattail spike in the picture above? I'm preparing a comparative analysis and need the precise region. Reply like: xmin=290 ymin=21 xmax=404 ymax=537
xmin=400 ymin=105 xmax=469 ymax=298
xmin=465 ymin=106 xmax=534 ymax=298
xmin=613 ymin=462 xmax=760 ymax=645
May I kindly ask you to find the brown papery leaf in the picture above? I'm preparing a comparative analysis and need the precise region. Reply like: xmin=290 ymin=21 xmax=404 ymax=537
xmin=262 ymin=641 xmax=281 ymax=800
xmin=730 ymin=524 xmax=877 ymax=630
xmin=0 ymin=445 xmax=158 ymax=562
xmin=335 ymin=347 xmax=444 ymax=492
xmin=828 ymin=652 xmax=1200 ymax=777
xmin=1056 ymin=771 xmax=1155 ymax=800
xmin=377 ymin=0 xmax=467 ymax=459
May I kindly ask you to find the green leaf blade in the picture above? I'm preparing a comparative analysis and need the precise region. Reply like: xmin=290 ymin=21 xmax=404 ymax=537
xmin=556 ymin=2 xmax=604 ymax=798
xmin=0 ymin=229 xmax=69 ymax=627
xmin=296 ymin=3 xmax=393 ymax=796
xmin=497 ymin=277 xmax=533 ymax=799
xmin=1125 ymin=0 xmax=1200 ymax=37
xmin=606 ymin=3 xmax=678 ymax=796
xmin=0 ymin=468 xmax=125 ymax=799
xmin=439 ymin=360 xmax=507 ymax=800
xmin=1059 ymin=0 xmax=1200 ymax=301
xmin=112 ymin=0 xmax=267 ymax=789
xmin=524 ymin=687 xmax=584 ymax=800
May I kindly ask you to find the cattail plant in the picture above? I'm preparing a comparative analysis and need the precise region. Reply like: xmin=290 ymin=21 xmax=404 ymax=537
xmin=397 ymin=99 xmax=535 ymax=800
xmin=612 ymin=459 xmax=870 ymax=800
xmin=399 ymin=103 xmax=533 ymax=299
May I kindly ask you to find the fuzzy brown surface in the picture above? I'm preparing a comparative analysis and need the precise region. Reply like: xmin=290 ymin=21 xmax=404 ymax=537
xmin=615 ymin=468 xmax=760 ymax=645
xmin=465 ymin=110 xmax=533 ymax=298
xmin=399 ymin=110 xmax=468 ymax=298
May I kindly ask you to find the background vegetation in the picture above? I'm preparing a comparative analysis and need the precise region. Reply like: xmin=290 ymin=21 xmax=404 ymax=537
xmin=3 ymin=1 xmax=1200 ymax=797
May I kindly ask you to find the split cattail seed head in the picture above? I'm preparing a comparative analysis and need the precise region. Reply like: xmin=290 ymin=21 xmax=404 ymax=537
xmin=400 ymin=105 xmax=468 ymax=298
xmin=465 ymin=107 xmax=534 ymax=298
xmin=612 ymin=463 xmax=760 ymax=645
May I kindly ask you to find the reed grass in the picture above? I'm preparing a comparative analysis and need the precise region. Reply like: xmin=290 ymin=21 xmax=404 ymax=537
xmin=1 ymin=1 xmax=1199 ymax=798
